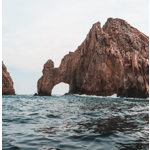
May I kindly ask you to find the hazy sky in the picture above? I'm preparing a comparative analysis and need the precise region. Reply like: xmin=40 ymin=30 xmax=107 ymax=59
xmin=2 ymin=0 xmax=149 ymax=94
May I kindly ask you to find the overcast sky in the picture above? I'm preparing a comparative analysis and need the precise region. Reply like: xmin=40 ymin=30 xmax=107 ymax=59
xmin=2 ymin=0 xmax=149 ymax=94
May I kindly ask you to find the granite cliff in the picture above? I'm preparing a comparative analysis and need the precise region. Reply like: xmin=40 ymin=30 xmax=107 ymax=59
xmin=37 ymin=18 xmax=149 ymax=98
xmin=2 ymin=62 xmax=15 ymax=95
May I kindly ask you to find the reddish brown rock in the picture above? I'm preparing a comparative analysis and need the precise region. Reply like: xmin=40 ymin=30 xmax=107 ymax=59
xmin=2 ymin=62 xmax=15 ymax=95
xmin=37 ymin=18 xmax=149 ymax=98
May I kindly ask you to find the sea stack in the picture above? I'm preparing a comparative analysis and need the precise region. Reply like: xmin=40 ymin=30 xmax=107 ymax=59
xmin=37 ymin=18 xmax=149 ymax=98
xmin=2 ymin=62 xmax=15 ymax=95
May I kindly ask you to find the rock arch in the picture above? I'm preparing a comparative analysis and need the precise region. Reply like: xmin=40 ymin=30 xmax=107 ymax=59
xmin=37 ymin=56 xmax=81 ymax=96
xmin=37 ymin=18 xmax=149 ymax=98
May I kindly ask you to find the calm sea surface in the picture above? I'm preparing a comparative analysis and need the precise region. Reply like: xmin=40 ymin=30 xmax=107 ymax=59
xmin=2 ymin=94 xmax=149 ymax=150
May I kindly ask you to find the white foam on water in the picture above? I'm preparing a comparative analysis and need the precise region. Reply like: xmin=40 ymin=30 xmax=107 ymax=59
xmin=73 ymin=93 xmax=149 ymax=101
xmin=73 ymin=93 xmax=119 ymax=99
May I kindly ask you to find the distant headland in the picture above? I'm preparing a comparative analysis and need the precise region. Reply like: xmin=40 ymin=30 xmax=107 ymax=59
xmin=2 ymin=61 xmax=15 ymax=95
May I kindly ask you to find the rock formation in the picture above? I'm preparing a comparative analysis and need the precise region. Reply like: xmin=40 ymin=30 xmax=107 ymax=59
xmin=37 ymin=18 xmax=149 ymax=98
xmin=2 ymin=62 xmax=15 ymax=95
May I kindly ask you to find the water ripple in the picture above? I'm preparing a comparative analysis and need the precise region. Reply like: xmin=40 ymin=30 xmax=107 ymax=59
xmin=2 ymin=94 xmax=149 ymax=150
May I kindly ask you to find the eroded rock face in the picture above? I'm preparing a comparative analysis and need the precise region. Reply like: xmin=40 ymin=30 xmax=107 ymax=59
xmin=37 ymin=18 xmax=149 ymax=98
xmin=2 ymin=62 xmax=15 ymax=95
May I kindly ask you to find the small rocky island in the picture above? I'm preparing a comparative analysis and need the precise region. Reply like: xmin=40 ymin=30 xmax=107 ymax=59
xmin=37 ymin=18 xmax=149 ymax=98
xmin=2 ymin=62 xmax=15 ymax=95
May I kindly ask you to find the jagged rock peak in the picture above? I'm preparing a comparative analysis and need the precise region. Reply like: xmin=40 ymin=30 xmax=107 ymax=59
xmin=103 ymin=17 xmax=149 ymax=44
xmin=2 ymin=61 xmax=15 ymax=95
xmin=37 ymin=18 xmax=149 ymax=98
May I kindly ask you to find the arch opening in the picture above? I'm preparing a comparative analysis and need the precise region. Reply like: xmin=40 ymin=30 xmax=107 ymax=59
xmin=51 ymin=82 xmax=69 ymax=96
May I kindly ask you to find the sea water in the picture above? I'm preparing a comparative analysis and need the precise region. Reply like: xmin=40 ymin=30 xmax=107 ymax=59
xmin=2 ymin=94 xmax=149 ymax=150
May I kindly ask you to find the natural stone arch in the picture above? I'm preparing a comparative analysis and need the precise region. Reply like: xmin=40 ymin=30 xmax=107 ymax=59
xmin=37 ymin=18 xmax=149 ymax=98
xmin=51 ymin=82 xmax=69 ymax=95
xmin=37 ymin=58 xmax=81 ymax=96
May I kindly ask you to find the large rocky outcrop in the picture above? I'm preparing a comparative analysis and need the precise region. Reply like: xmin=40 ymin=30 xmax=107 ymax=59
xmin=37 ymin=18 xmax=149 ymax=98
xmin=2 ymin=62 xmax=15 ymax=95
